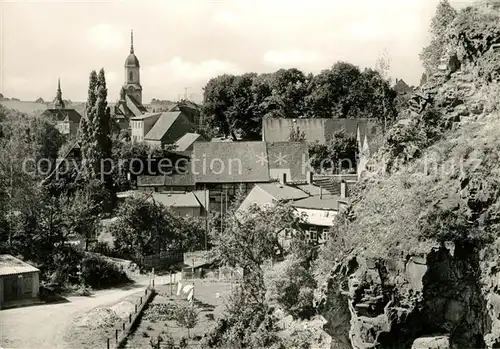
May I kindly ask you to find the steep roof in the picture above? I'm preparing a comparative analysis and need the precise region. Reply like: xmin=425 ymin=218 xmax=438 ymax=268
xmin=144 ymin=111 xmax=183 ymax=141
xmin=193 ymin=141 xmax=271 ymax=183
xmin=266 ymin=141 xmax=309 ymax=183
xmin=148 ymin=192 xmax=201 ymax=208
xmin=256 ymin=183 xmax=310 ymax=201
xmin=292 ymin=195 xmax=349 ymax=210
xmin=125 ymin=94 xmax=147 ymax=116
xmin=174 ymin=133 xmax=204 ymax=151
xmin=0 ymin=254 xmax=39 ymax=276
xmin=137 ymin=171 xmax=195 ymax=187
xmin=41 ymin=108 xmax=82 ymax=123
xmin=296 ymin=183 xmax=333 ymax=196
xmin=130 ymin=112 xmax=161 ymax=121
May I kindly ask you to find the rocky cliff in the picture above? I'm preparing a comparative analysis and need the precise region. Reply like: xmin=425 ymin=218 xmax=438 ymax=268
xmin=315 ymin=3 xmax=500 ymax=348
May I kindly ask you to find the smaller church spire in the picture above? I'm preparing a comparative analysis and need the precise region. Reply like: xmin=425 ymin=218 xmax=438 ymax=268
xmin=130 ymin=29 xmax=134 ymax=54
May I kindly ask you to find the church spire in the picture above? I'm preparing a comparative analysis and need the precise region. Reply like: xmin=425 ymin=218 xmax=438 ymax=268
xmin=54 ymin=78 xmax=65 ymax=109
xmin=130 ymin=29 xmax=134 ymax=54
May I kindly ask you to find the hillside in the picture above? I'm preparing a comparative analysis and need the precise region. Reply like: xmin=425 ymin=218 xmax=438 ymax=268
xmin=315 ymin=2 xmax=500 ymax=348
xmin=0 ymin=99 xmax=86 ymax=116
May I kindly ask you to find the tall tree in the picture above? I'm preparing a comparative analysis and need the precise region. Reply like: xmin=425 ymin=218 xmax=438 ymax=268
xmin=80 ymin=70 xmax=99 ymax=180
xmin=420 ymin=0 xmax=457 ymax=76
xmin=80 ymin=69 xmax=113 ymax=196
xmin=306 ymin=62 xmax=363 ymax=118
xmin=267 ymin=68 xmax=310 ymax=119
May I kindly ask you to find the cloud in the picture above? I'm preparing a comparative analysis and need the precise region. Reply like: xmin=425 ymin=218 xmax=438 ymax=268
xmin=146 ymin=57 xmax=242 ymax=82
xmin=212 ymin=10 xmax=238 ymax=24
xmin=262 ymin=49 xmax=323 ymax=67
xmin=86 ymin=24 xmax=124 ymax=51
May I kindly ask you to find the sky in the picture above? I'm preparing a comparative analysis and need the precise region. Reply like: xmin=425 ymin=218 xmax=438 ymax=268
xmin=0 ymin=0 xmax=475 ymax=103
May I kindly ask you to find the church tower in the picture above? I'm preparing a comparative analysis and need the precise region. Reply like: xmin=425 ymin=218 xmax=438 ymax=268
xmin=53 ymin=78 xmax=65 ymax=109
xmin=123 ymin=30 xmax=142 ymax=104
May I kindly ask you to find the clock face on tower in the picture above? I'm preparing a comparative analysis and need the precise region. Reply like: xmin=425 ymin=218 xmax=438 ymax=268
xmin=128 ymin=86 xmax=135 ymax=93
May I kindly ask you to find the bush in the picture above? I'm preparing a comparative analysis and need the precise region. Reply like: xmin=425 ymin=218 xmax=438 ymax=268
xmin=79 ymin=254 xmax=130 ymax=289
xmin=264 ymin=254 xmax=316 ymax=318
xmin=175 ymin=304 xmax=199 ymax=338
xmin=179 ymin=336 xmax=188 ymax=348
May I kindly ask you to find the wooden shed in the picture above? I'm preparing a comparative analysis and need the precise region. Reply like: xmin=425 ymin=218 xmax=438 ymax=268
xmin=0 ymin=254 xmax=40 ymax=309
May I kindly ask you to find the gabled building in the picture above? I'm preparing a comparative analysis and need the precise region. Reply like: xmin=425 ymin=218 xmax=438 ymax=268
xmin=41 ymin=79 xmax=82 ymax=138
xmin=173 ymin=133 xmax=205 ymax=152
xmin=237 ymin=174 xmax=350 ymax=246
xmin=143 ymin=111 xmax=196 ymax=148
xmin=0 ymin=255 xmax=40 ymax=309
xmin=262 ymin=118 xmax=382 ymax=178
xmin=168 ymin=100 xmax=202 ymax=126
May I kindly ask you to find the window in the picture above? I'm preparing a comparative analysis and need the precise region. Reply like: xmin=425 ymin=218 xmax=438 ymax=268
xmin=129 ymin=71 xmax=133 ymax=81
xmin=321 ymin=229 xmax=328 ymax=241
xmin=309 ymin=228 xmax=317 ymax=241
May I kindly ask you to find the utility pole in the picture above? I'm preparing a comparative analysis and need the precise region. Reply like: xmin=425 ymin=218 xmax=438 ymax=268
xmin=204 ymin=184 xmax=208 ymax=250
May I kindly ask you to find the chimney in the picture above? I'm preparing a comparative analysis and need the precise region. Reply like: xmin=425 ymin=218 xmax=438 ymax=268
xmin=341 ymin=180 xmax=347 ymax=199
xmin=306 ymin=171 xmax=313 ymax=184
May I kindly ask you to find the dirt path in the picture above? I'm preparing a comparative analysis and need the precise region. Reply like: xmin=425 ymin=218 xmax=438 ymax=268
xmin=0 ymin=279 xmax=152 ymax=349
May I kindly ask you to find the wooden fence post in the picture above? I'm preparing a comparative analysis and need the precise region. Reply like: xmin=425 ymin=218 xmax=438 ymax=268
xmin=107 ymin=338 xmax=110 ymax=349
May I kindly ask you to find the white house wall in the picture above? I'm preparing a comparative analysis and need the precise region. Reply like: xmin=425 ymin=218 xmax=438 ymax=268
xmin=295 ymin=207 xmax=337 ymax=226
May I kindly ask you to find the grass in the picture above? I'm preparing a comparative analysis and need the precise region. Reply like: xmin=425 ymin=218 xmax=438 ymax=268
xmin=124 ymin=281 xmax=233 ymax=349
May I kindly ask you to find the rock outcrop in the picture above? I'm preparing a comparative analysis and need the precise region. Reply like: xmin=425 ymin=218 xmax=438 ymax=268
xmin=317 ymin=240 xmax=500 ymax=348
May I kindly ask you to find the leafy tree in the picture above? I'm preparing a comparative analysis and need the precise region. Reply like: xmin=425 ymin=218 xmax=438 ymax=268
xmin=308 ymin=142 xmax=329 ymax=171
xmin=327 ymin=130 xmax=358 ymax=173
xmin=202 ymin=74 xmax=237 ymax=139
xmin=306 ymin=62 xmax=363 ymax=119
xmin=107 ymin=195 xmax=175 ymax=258
xmin=264 ymin=253 xmax=316 ymax=318
xmin=107 ymin=195 xmax=206 ymax=259
xmin=420 ymin=0 xmax=457 ymax=75
xmin=210 ymin=201 xmax=306 ymax=305
xmin=175 ymin=304 xmax=199 ymax=338
xmin=267 ymin=68 xmax=310 ymax=119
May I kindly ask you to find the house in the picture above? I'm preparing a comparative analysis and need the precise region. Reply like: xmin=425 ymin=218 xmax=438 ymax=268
xmin=237 ymin=173 xmax=351 ymax=246
xmin=147 ymin=190 xmax=209 ymax=217
xmin=130 ymin=112 xmax=162 ymax=143
xmin=143 ymin=111 xmax=196 ymax=148
xmin=0 ymin=255 xmax=40 ymax=309
xmin=173 ymin=133 xmax=205 ymax=152
xmin=262 ymin=118 xmax=382 ymax=178
xmin=137 ymin=170 xmax=196 ymax=192
xmin=42 ymin=141 xmax=82 ymax=184
xmin=168 ymin=100 xmax=202 ymax=126
xmin=267 ymin=141 xmax=309 ymax=183
xmin=41 ymin=79 xmax=82 ymax=138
